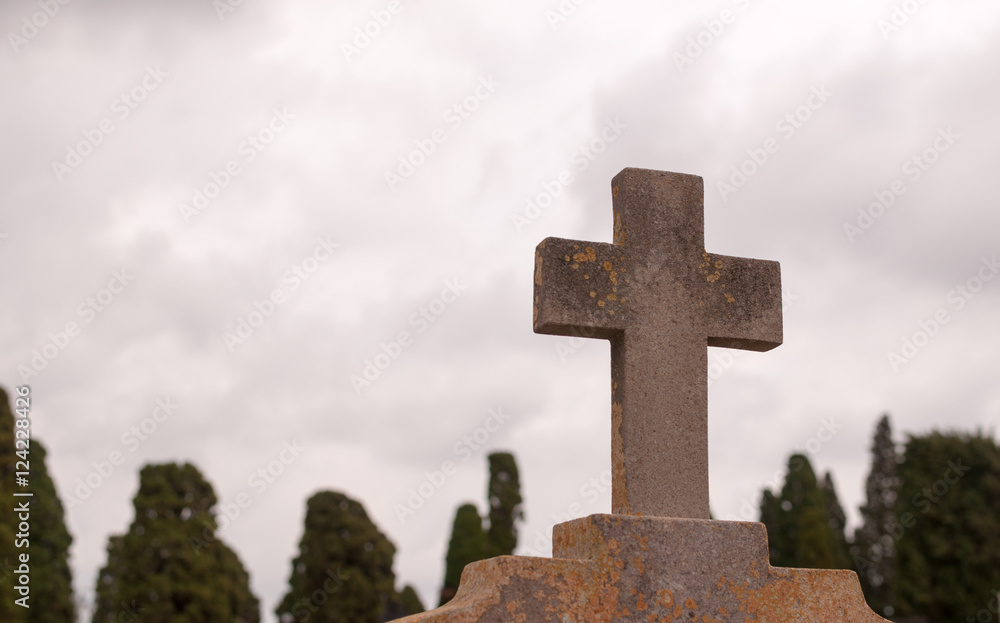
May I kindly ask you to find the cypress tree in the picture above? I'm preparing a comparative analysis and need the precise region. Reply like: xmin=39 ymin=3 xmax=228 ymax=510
xmin=759 ymin=489 xmax=784 ymax=564
xmin=276 ymin=491 xmax=397 ymax=623
xmin=819 ymin=471 xmax=853 ymax=570
xmin=397 ymin=585 xmax=424 ymax=616
xmin=759 ymin=454 xmax=849 ymax=570
xmin=485 ymin=452 xmax=523 ymax=557
xmin=27 ymin=439 xmax=75 ymax=622
xmin=438 ymin=452 xmax=524 ymax=606
xmin=91 ymin=462 xmax=260 ymax=623
xmin=438 ymin=504 xmax=488 ymax=606
xmin=0 ymin=386 xmax=27 ymax=623
xmin=894 ymin=432 xmax=1000 ymax=621
xmin=851 ymin=414 xmax=901 ymax=616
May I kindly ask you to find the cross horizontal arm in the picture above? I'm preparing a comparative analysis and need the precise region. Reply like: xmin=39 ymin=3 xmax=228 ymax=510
xmin=700 ymin=254 xmax=782 ymax=351
xmin=534 ymin=238 xmax=626 ymax=339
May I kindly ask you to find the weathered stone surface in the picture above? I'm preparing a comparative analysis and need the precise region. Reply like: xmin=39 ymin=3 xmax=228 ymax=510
xmin=533 ymin=168 xmax=782 ymax=518
xmin=395 ymin=515 xmax=888 ymax=622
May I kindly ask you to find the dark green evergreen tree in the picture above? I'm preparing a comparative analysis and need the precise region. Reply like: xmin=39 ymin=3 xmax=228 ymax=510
xmin=276 ymin=491 xmax=397 ymax=623
xmin=851 ymin=414 xmax=901 ymax=617
xmin=438 ymin=452 xmax=524 ymax=606
xmin=485 ymin=452 xmax=523 ymax=557
xmin=27 ymin=439 xmax=75 ymax=622
xmin=759 ymin=489 xmax=784 ymax=563
xmin=819 ymin=471 xmax=853 ymax=570
xmin=92 ymin=462 xmax=260 ymax=623
xmin=438 ymin=504 xmax=488 ymax=606
xmin=397 ymin=586 xmax=424 ymax=616
xmin=893 ymin=432 xmax=1000 ymax=621
xmin=0 ymin=386 xmax=27 ymax=623
xmin=759 ymin=454 xmax=850 ymax=570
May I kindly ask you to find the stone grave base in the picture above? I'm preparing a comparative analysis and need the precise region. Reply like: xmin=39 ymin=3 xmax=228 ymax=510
xmin=398 ymin=514 xmax=888 ymax=622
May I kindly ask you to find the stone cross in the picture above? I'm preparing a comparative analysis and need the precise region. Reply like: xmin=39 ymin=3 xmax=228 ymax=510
xmin=533 ymin=168 xmax=782 ymax=518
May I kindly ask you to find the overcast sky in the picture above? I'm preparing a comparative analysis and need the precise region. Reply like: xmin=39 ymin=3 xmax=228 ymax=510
xmin=2 ymin=0 xmax=999 ymax=618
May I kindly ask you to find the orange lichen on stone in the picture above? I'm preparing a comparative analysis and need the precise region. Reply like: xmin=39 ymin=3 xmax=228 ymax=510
xmin=573 ymin=247 xmax=597 ymax=263
xmin=636 ymin=592 xmax=649 ymax=611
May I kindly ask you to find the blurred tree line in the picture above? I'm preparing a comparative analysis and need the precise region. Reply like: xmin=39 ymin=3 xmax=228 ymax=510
xmin=759 ymin=414 xmax=1000 ymax=622
xmin=1 ymin=381 xmax=998 ymax=622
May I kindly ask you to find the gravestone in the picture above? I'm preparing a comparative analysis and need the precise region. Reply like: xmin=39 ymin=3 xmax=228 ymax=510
xmin=398 ymin=168 xmax=887 ymax=622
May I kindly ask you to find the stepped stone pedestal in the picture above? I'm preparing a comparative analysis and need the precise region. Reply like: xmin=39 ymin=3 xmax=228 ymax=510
xmin=398 ymin=168 xmax=886 ymax=622
xmin=399 ymin=514 xmax=887 ymax=622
